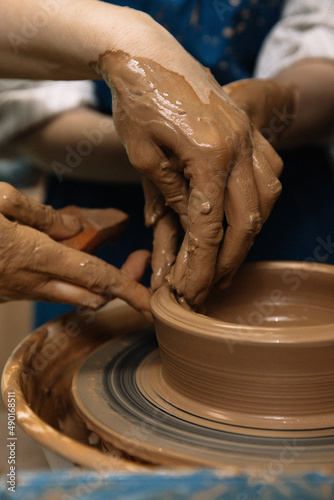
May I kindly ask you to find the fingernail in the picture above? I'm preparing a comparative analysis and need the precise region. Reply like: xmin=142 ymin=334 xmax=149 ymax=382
xmin=145 ymin=212 xmax=157 ymax=227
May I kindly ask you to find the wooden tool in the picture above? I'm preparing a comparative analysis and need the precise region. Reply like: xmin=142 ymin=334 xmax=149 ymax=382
xmin=59 ymin=205 xmax=128 ymax=253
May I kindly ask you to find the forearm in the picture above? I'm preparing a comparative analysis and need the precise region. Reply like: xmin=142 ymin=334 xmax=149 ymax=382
xmin=1 ymin=0 xmax=197 ymax=82
xmin=274 ymin=59 xmax=334 ymax=149
xmin=16 ymin=108 xmax=142 ymax=183
xmin=252 ymin=0 xmax=334 ymax=149
xmin=0 ymin=1 xmax=151 ymax=79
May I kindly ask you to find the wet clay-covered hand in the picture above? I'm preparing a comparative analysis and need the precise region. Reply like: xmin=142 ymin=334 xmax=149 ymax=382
xmin=0 ymin=183 xmax=152 ymax=321
xmin=222 ymin=78 xmax=298 ymax=149
xmin=143 ymin=178 xmax=181 ymax=293
xmin=95 ymin=52 xmax=286 ymax=307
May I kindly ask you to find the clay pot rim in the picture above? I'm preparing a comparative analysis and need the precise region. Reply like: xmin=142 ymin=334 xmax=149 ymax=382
xmin=151 ymin=261 xmax=334 ymax=344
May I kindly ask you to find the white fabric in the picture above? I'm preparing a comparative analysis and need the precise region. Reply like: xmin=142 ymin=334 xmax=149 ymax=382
xmin=255 ymin=0 xmax=334 ymax=78
xmin=0 ymin=79 xmax=96 ymax=152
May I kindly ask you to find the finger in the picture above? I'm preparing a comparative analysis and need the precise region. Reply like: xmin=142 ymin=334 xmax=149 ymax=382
xmin=0 ymin=283 xmax=106 ymax=309
xmin=151 ymin=209 xmax=180 ymax=291
xmin=47 ymin=262 xmax=152 ymax=323
xmin=167 ymin=230 xmax=189 ymax=294
xmin=12 ymin=265 xmax=152 ymax=322
xmin=121 ymin=250 xmax=151 ymax=281
xmin=222 ymin=79 xmax=254 ymax=115
xmin=252 ymin=135 xmax=283 ymax=222
xmin=28 ymin=279 xmax=108 ymax=309
xmin=141 ymin=146 xmax=190 ymax=230
xmin=169 ymin=158 xmax=226 ymax=306
xmin=142 ymin=178 xmax=183 ymax=291
xmin=44 ymin=261 xmax=152 ymax=321
xmin=256 ymin=130 xmax=284 ymax=177
xmin=215 ymin=157 xmax=262 ymax=285
xmin=127 ymin=138 xmax=189 ymax=230
xmin=142 ymin=177 xmax=167 ymax=227
xmin=217 ymin=140 xmax=282 ymax=290
xmin=103 ymin=268 xmax=153 ymax=322
xmin=149 ymin=163 xmax=189 ymax=231
xmin=15 ymin=224 xmax=153 ymax=321
xmin=55 ymin=252 xmax=152 ymax=322
xmin=0 ymin=181 xmax=81 ymax=238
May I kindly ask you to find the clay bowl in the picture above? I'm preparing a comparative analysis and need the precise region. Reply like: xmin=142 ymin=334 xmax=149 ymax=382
xmin=2 ymin=260 xmax=334 ymax=473
xmin=151 ymin=261 xmax=334 ymax=435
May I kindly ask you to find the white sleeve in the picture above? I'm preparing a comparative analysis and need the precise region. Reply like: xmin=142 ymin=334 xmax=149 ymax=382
xmin=254 ymin=0 xmax=334 ymax=78
xmin=0 ymin=79 xmax=97 ymax=151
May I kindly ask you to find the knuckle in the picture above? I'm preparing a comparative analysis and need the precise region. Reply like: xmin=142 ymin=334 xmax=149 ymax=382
xmin=38 ymin=204 xmax=57 ymax=232
xmin=128 ymin=144 xmax=160 ymax=175
xmin=77 ymin=260 xmax=104 ymax=288
xmin=160 ymin=167 xmax=178 ymax=187
xmin=165 ymin=190 xmax=185 ymax=208
xmin=79 ymin=260 xmax=123 ymax=297
xmin=82 ymin=295 xmax=106 ymax=310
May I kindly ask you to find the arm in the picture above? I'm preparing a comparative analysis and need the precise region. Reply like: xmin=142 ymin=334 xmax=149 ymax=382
xmin=16 ymin=108 xmax=142 ymax=184
xmin=1 ymin=0 xmax=201 ymax=81
xmin=1 ymin=0 xmax=284 ymax=308
xmin=275 ymin=59 xmax=334 ymax=148
xmin=250 ymin=0 xmax=334 ymax=148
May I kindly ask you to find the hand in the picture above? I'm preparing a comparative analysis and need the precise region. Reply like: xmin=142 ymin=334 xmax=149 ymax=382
xmin=222 ymin=78 xmax=298 ymax=148
xmin=96 ymin=52 xmax=286 ymax=307
xmin=0 ymin=183 xmax=152 ymax=321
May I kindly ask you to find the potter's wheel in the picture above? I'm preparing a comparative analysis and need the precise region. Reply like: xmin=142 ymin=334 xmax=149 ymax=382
xmin=72 ymin=327 xmax=334 ymax=468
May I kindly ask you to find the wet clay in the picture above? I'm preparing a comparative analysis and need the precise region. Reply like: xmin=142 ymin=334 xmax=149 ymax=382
xmin=1 ymin=299 xmax=151 ymax=471
xmin=92 ymin=50 xmax=286 ymax=308
xmin=72 ymin=312 xmax=334 ymax=464
xmin=142 ymin=177 xmax=180 ymax=291
xmin=72 ymin=327 xmax=334 ymax=468
xmin=71 ymin=265 xmax=334 ymax=467
xmin=59 ymin=205 xmax=128 ymax=253
xmin=152 ymin=262 xmax=334 ymax=430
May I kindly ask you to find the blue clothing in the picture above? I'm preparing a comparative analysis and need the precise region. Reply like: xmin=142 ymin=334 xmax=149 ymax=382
xmin=35 ymin=0 xmax=334 ymax=326
xmin=118 ymin=0 xmax=283 ymax=81
xmin=35 ymin=180 xmax=151 ymax=325
xmin=95 ymin=0 xmax=284 ymax=112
